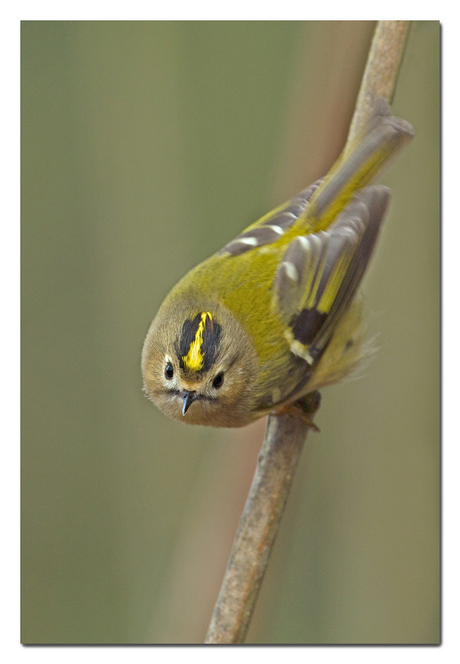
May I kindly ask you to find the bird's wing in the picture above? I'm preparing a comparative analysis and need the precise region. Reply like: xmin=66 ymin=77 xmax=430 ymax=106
xmin=272 ymin=185 xmax=391 ymax=365
xmin=217 ymin=182 xmax=321 ymax=257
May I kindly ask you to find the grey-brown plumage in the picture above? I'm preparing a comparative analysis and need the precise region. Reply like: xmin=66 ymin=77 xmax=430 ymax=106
xmin=218 ymin=182 xmax=320 ymax=257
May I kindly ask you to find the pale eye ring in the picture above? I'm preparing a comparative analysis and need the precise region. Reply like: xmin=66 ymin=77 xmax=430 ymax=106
xmin=212 ymin=372 xmax=224 ymax=389
xmin=165 ymin=363 xmax=174 ymax=380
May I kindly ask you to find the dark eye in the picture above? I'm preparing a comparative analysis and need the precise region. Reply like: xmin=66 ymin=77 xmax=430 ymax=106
xmin=212 ymin=372 xmax=224 ymax=389
xmin=164 ymin=363 xmax=174 ymax=380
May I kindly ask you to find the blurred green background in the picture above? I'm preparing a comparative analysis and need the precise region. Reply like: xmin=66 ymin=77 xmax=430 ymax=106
xmin=21 ymin=21 xmax=439 ymax=644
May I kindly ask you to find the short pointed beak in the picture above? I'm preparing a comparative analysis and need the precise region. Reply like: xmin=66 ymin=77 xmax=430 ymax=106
xmin=181 ymin=391 xmax=197 ymax=416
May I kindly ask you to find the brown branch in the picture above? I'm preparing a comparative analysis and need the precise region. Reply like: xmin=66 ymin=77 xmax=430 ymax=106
xmin=204 ymin=20 xmax=411 ymax=645
xmin=205 ymin=393 xmax=320 ymax=644
xmin=346 ymin=21 xmax=411 ymax=146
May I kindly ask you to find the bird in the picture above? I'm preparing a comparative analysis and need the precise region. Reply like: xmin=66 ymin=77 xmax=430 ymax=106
xmin=141 ymin=99 xmax=414 ymax=428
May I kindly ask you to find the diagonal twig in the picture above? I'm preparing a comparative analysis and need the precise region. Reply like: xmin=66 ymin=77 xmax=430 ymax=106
xmin=204 ymin=21 xmax=411 ymax=645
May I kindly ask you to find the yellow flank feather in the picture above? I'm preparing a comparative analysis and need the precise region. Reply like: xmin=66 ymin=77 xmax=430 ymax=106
xmin=182 ymin=312 xmax=213 ymax=371
xmin=317 ymin=252 xmax=351 ymax=313
xmin=305 ymin=249 xmax=328 ymax=309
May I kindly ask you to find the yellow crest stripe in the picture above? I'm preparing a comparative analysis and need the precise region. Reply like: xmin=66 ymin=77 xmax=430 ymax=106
xmin=182 ymin=312 xmax=213 ymax=371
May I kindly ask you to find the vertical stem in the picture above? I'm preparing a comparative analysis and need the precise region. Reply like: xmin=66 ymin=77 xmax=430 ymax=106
xmin=346 ymin=21 xmax=411 ymax=146
xmin=205 ymin=393 xmax=320 ymax=644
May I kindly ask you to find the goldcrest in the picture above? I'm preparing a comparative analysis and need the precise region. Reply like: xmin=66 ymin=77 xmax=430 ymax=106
xmin=142 ymin=100 xmax=414 ymax=428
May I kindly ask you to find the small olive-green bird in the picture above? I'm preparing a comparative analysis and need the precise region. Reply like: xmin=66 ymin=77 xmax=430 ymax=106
xmin=142 ymin=100 xmax=414 ymax=427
